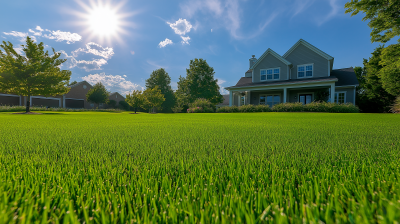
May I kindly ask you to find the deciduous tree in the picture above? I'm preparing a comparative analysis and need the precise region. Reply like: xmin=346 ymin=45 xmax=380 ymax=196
xmin=176 ymin=58 xmax=223 ymax=109
xmin=0 ymin=36 xmax=71 ymax=112
xmin=145 ymin=68 xmax=176 ymax=113
xmin=143 ymin=86 xmax=165 ymax=113
xmin=86 ymin=82 xmax=109 ymax=109
xmin=126 ymin=90 xmax=144 ymax=113
xmin=345 ymin=0 xmax=400 ymax=43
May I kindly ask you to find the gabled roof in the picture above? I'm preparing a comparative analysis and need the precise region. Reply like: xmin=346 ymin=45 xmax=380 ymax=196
xmin=331 ymin=67 xmax=359 ymax=86
xmin=283 ymin=39 xmax=334 ymax=60
xmin=109 ymin=92 xmax=125 ymax=99
xmin=226 ymin=76 xmax=338 ymax=89
xmin=68 ymin=80 xmax=93 ymax=89
xmin=250 ymin=48 xmax=292 ymax=70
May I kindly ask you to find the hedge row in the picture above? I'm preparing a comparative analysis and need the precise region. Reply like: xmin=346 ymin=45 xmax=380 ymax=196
xmin=0 ymin=106 xmax=123 ymax=112
xmin=216 ymin=102 xmax=359 ymax=113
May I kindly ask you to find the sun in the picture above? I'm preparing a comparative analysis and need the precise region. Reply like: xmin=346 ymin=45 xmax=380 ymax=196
xmin=73 ymin=0 xmax=134 ymax=44
xmin=88 ymin=7 xmax=119 ymax=37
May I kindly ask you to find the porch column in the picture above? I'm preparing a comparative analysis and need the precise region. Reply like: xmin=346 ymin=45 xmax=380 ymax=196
xmin=229 ymin=90 xmax=233 ymax=106
xmin=330 ymin=83 xmax=335 ymax=103
xmin=283 ymin=88 xmax=287 ymax=103
xmin=63 ymin=95 xmax=66 ymax=108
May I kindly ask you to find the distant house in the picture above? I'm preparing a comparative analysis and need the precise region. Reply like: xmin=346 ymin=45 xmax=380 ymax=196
xmin=0 ymin=80 xmax=126 ymax=109
xmin=216 ymin=94 xmax=230 ymax=109
xmin=225 ymin=39 xmax=359 ymax=107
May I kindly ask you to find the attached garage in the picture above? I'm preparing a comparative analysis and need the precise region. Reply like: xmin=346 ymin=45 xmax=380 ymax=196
xmin=66 ymin=98 xmax=84 ymax=108
xmin=31 ymin=97 xmax=60 ymax=108
xmin=0 ymin=94 xmax=20 ymax=106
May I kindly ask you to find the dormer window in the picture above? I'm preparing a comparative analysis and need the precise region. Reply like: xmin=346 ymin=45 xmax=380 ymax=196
xmin=260 ymin=68 xmax=280 ymax=81
xmin=298 ymin=64 xmax=313 ymax=78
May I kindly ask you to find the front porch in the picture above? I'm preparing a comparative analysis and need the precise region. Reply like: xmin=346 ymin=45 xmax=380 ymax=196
xmin=227 ymin=80 xmax=337 ymax=107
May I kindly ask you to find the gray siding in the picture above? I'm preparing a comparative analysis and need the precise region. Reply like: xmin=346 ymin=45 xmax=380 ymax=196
xmin=335 ymin=87 xmax=356 ymax=104
xmin=253 ymin=54 xmax=288 ymax=83
xmin=285 ymin=44 xmax=329 ymax=79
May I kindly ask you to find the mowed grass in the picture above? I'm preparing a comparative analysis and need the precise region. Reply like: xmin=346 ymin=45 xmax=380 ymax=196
xmin=0 ymin=112 xmax=399 ymax=223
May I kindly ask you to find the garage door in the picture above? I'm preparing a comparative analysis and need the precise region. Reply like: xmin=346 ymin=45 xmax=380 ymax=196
xmin=32 ymin=97 xmax=60 ymax=107
xmin=66 ymin=99 xmax=84 ymax=108
xmin=0 ymin=95 xmax=20 ymax=106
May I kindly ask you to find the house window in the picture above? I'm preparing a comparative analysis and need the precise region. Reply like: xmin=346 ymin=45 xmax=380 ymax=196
xmin=240 ymin=96 xmax=245 ymax=106
xmin=299 ymin=94 xmax=312 ymax=104
xmin=260 ymin=95 xmax=280 ymax=107
xmin=260 ymin=68 xmax=280 ymax=81
xmin=298 ymin=64 xmax=313 ymax=78
xmin=83 ymin=85 xmax=87 ymax=89
xmin=335 ymin=92 xmax=346 ymax=104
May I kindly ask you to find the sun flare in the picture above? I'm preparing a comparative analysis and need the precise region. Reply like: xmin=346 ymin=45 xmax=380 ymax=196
xmin=88 ymin=7 xmax=119 ymax=36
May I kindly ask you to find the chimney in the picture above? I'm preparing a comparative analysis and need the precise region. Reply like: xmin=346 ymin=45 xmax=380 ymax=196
xmin=249 ymin=55 xmax=257 ymax=69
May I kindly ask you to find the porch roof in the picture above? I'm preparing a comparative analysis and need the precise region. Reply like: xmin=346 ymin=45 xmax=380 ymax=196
xmin=226 ymin=76 xmax=338 ymax=90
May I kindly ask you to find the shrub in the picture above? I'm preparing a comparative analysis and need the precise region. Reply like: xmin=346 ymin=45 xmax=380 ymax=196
xmin=216 ymin=106 xmax=229 ymax=113
xmin=187 ymin=98 xmax=215 ymax=113
xmin=254 ymin=104 xmax=271 ymax=112
xmin=390 ymin=96 xmax=400 ymax=113
xmin=118 ymin=101 xmax=130 ymax=111
xmin=272 ymin=103 xmax=304 ymax=112
xmin=172 ymin=106 xmax=183 ymax=113
xmin=238 ymin=104 xmax=257 ymax=112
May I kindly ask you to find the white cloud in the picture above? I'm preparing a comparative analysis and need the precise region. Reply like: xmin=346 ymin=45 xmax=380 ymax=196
xmin=2 ymin=31 xmax=36 ymax=42
xmin=82 ymin=73 xmax=142 ymax=95
xmin=29 ymin=29 xmax=42 ymax=36
xmin=59 ymin=50 xmax=108 ymax=72
xmin=181 ymin=36 xmax=190 ymax=45
xmin=36 ymin=26 xmax=44 ymax=32
xmin=14 ymin=47 xmax=24 ymax=55
xmin=72 ymin=42 xmax=114 ymax=60
xmin=316 ymin=0 xmax=341 ymax=25
xmin=43 ymin=30 xmax=82 ymax=44
xmin=167 ymin=18 xmax=193 ymax=35
xmin=158 ymin=38 xmax=173 ymax=48
xmin=217 ymin=79 xmax=229 ymax=95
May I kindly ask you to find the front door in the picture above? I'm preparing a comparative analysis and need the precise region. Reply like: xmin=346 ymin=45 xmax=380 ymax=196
xmin=299 ymin=94 xmax=312 ymax=105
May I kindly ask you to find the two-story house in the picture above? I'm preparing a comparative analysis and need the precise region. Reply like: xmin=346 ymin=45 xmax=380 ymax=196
xmin=225 ymin=39 xmax=359 ymax=107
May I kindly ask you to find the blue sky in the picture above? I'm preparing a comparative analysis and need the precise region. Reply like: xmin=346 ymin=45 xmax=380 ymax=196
xmin=1 ymin=0 xmax=398 ymax=95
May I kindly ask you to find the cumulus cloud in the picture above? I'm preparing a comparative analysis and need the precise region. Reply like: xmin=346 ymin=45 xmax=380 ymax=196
xmin=2 ymin=31 xmax=36 ymax=42
xmin=59 ymin=50 xmax=108 ymax=72
xmin=14 ymin=47 xmax=24 ymax=55
xmin=4 ymin=26 xmax=81 ymax=44
xmin=43 ymin=30 xmax=82 ymax=44
xmin=167 ymin=18 xmax=193 ymax=35
xmin=82 ymin=73 xmax=142 ymax=95
xmin=217 ymin=79 xmax=229 ymax=95
xmin=158 ymin=38 xmax=173 ymax=48
xmin=181 ymin=36 xmax=190 ymax=45
xmin=72 ymin=42 xmax=114 ymax=60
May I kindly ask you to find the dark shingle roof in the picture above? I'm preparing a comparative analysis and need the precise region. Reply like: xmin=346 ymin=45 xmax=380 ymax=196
xmin=216 ymin=94 xmax=230 ymax=106
xmin=331 ymin=67 xmax=359 ymax=86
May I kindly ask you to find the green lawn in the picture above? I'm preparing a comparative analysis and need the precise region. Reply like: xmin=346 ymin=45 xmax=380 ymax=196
xmin=0 ymin=112 xmax=399 ymax=223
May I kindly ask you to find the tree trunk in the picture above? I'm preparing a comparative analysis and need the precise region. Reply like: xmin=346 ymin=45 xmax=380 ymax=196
xmin=152 ymin=106 xmax=156 ymax=113
xmin=26 ymin=96 xmax=30 ymax=113
xmin=134 ymin=107 xmax=137 ymax=114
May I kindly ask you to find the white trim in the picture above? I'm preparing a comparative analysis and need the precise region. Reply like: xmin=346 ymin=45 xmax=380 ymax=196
xmin=283 ymin=88 xmax=287 ymax=103
xmin=226 ymin=80 xmax=337 ymax=91
xmin=252 ymin=70 xmax=254 ymax=83
xmin=30 ymin=96 xmax=61 ymax=107
xmin=297 ymin=92 xmax=314 ymax=104
xmin=297 ymin=63 xmax=314 ymax=79
xmin=229 ymin=91 xmax=233 ymax=106
xmin=251 ymin=48 xmax=292 ymax=70
xmin=65 ymin=98 xmax=85 ymax=100
xmin=260 ymin=67 xmax=280 ymax=81
xmin=283 ymin=39 xmax=334 ymax=60
xmin=335 ymin=84 xmax=360 ymax=88
xmin=334 ymin=91 xmax=346 ymax=104
xmin=287 ymin=65 xmax=289 ymax=80
xmin=328 ymin=60 xmax=330 ymax=77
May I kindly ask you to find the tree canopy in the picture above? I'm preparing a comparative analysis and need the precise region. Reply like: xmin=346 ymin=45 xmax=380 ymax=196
xmin=126 ymin=90 xmax=145 ymax=113
xmin=0 ymin=36 xmax=71 ymax=112
xmin=145 ymin=68 xmax=176 ymax=113
xmin=176 ymin=58 xmax=223 ymax=109
xmin=378 ymin=43 xmax=400 ymax=96
xmin=345 ymin=0 xmax=400 ymax=43
xmin=86 ymin=82 xmax=109 ymax=108
xmin=143 ymin=86 xmax=165 ymax=113
xmin=354 ymin=46 xmax=396 ymax=112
